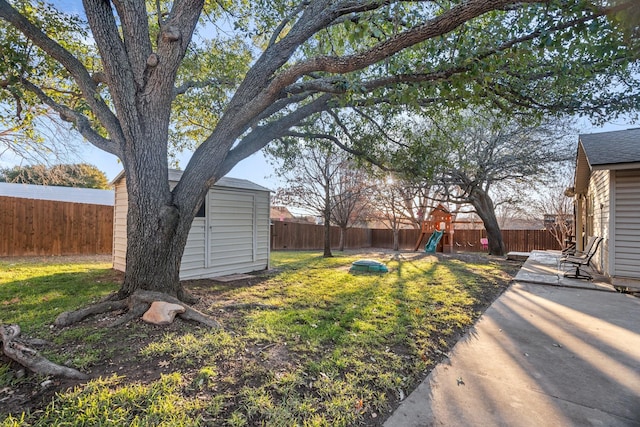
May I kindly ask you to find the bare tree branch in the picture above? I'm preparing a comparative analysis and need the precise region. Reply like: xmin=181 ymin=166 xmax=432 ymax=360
xmin=0 ymin=0 xmax=124 ymax=143
xmin=19 ymin=78 xmax=120 ymax=157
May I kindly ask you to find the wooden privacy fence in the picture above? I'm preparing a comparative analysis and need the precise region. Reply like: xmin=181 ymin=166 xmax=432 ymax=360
xmin=271 ymin=221 xmax=562 ymax=252
xmin=0 ymin=196 xmax=113 ymax=256
xmin=451 ymin=229 xmax=562 ymax=252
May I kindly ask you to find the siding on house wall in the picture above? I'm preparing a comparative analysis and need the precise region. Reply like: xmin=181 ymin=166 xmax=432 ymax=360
xmin=587 ymin=169 xmax=609 ymax=274
xmin=112 ymin=179 xmax=270 ymax=280
xmin=612 ymin=169 xmax=640 ymax=279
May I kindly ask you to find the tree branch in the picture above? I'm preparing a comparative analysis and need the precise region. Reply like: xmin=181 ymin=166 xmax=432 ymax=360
xmin=0 ymin=0 xmax=124 ymax=144
xmin=20 ymin=78 xmax=121 ymax=157
xmin=268 ymin=0 xmax=548 ymax=96
xmin=283 ymin=130 xmax=396 ymax=173
xmin=268 ymin=1 xmax=311 ymax=48
xmin=217 ymin=94 xmax=335 ymax=177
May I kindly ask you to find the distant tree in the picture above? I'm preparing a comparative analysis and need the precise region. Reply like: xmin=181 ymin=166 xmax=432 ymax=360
xmin=370 ymin=175 xmax=425 ymax=251
xmin=270 ymin=138 xmax=371 ymax=256
xmin=411 ymin=111 xmax=575 ymax=256
xmin=529 ymin=179 xmax=575 ymax=249
xmin=0 ymin=163 xmax=109 ymax=188
xmin=329 ymin=162 xmax=373 ymax=251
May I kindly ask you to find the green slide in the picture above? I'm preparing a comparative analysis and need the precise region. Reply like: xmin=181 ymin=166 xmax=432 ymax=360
xmin=425 ymin=230 xmax=444 ymax=253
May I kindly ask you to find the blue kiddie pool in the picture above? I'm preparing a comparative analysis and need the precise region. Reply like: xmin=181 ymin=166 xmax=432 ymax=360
xmin=349 ymin=259 xmax=389 ymax=273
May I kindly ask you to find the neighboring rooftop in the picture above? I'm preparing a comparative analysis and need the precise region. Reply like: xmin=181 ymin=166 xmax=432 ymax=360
xmin=0 ymin=182 xmax=114 ymax=206
xmin=579 ymin=127 xmax=640 ymax=167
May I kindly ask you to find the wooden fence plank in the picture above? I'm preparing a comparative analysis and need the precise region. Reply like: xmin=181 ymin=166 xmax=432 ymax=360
xmin=0 ymin=196 xmax=114 ymax=256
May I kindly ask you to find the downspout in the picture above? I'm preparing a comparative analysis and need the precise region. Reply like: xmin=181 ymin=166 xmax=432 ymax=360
xmin=575 ymin=195 xmax=584 ymax=252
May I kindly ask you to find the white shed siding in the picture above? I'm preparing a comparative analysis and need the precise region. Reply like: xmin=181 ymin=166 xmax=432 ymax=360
xmin=587 ymin=169 xmax=609 ymax=273
xmin=199 ymin=188 xmax=268 ymax=278
xmin=613 ymin=169 xmax=640 ymax=279
xmin=112 ymin=179 xmax=128 ymax=272
xmin=256 ymin=192 xmax=270 ymax=268
xmin=181 ymin=218 xmax=206 ymax=273
xmin=112 ymin=174 xmax=270 ymax=279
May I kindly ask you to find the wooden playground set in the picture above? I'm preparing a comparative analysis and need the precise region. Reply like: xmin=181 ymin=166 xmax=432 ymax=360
xmin=413 ymin=204 xmax=488 ymax=253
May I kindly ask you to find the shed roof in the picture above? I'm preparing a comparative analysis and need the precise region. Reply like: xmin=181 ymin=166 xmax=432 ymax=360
xmin=112 ymin=169 xmax=271 ymax=193
xmin=0 ymin=182 xmax=114 ymax=206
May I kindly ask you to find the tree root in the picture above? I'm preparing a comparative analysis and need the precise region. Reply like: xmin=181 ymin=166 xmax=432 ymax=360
xmin=54 ymin=290 xmax=221 ymax=329
xmin=54 ymin=300 xmax=128 ymax=327
xmin=0 ymin=324 xmax=88 ymax=380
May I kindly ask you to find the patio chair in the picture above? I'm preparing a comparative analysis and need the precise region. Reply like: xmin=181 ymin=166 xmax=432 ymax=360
xmin=561 ymin=236 xmax=603 ymax=280
xmin=561 ymin=235 xmax=598 ymax=261
xmin=561 ymin=236 xmax=576 ymax=256
xmin=480 ymin=238 xmax=488 ymax=251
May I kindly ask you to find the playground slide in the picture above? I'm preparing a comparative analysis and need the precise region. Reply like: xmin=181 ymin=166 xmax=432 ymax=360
xmin=425 ymin=230 xmax=444 ymax=253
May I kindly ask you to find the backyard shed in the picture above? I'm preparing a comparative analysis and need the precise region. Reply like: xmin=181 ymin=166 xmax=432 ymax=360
xmin=112 ymin=170 xmax=271 ymax=280
xmin=572 ymin=128 xmax=640 ymax=287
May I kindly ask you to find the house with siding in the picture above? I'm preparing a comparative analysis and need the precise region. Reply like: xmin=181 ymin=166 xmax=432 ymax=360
xmin=572 ymin=128 xmax=640 ymax=287
xmin=112 ymin=170 xmax=271 ymax=280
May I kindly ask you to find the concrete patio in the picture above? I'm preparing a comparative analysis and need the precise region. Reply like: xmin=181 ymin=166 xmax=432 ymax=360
xmin=514 ymin=250 xmax=617 ymax=292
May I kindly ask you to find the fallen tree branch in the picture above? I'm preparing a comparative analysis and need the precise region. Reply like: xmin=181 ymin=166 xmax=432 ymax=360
xmin=0 ymin=324 xmax=88 ymax=380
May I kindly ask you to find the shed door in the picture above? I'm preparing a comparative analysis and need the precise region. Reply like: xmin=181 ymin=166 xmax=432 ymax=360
xmin=614 ymin=170 xmax=640 ymax=279
xmin=207 ymin=189 xmax=256 ymax=269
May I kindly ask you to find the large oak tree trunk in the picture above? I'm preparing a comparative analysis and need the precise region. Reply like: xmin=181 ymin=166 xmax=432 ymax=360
xmin=116 ymin=150 xmax=209 ymax=300
xmin=120 ymin=201 xmax=189 ymax=299
xmin=470 ymin=188 xmax=506 ymax=256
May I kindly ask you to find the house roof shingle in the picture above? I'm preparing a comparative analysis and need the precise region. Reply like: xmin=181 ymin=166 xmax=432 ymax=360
xmin=578 ymin=127 xmax=640 ymax=168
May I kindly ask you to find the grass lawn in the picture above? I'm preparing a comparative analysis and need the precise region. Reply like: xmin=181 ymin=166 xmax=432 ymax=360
xmin=0 ymin=251 xmax=520 ymax=426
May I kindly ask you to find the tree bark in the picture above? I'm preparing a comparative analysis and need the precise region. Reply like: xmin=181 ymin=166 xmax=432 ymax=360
xmin=470 ymin=188 xmax=506 ymax=256
xmin=339 ymin=226 xmax=346 ymax=251
xmin=323 ymin=177 xmax=333 ymax=258
xmin=393 ymin=228 xmax=400 ymax=251
xmin=323 ymin=212 xmax=333 ymax=257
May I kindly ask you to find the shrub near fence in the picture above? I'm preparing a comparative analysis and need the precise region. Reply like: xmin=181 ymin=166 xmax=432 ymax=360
xmin=270 ymin=221 xmax=562 ymax=252
xmin=0 ymin=196 xmax=113 ymax=256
